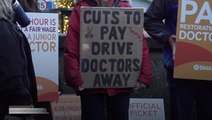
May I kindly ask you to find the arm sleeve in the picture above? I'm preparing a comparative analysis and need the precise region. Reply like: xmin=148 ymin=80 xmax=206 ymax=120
xmin=137 ymin=37 xmax=153 ymax=87
xmin=144 ymin=0 xmax=172 ymax=43
xmin=63 ymin=5 xmax=83 ymax=90
xmin=0 ymin=25 xmax=24 ymax=88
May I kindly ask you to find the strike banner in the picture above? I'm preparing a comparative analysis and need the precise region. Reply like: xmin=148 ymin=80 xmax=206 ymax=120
xmin=21 ymin=13 xmax=59 ymax=101
xmin=174 ymin=0 xmax=212 ymax=80
xmin=80 ymin=7 xmax=144 ymax=88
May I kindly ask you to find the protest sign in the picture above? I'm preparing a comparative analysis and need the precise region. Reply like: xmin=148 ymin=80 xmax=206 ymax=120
xmin=51 ymin=94 xmax=81 ymax=120
xmin=129 ymin=98 xmax=165 ymax=120
xmin=21 ymin=13 xmax=59 ymax=101
xmin=174 ymin=0 xmax=212 ymax=80
xmin=80 ymin=7 xmax=144 ymax=88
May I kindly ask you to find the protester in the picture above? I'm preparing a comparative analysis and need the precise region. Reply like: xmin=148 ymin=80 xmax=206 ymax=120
xmin=64 ymin=0 xmax=153 ymax=120
xmin=0 ymin=0 xmax=37 ymax=119
xmin=144 ymin=0 xmax=212 ymax=120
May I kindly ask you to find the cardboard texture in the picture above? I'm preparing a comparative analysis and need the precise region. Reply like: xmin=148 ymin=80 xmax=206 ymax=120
xmin=80 ymin=7 xmax=144 ymax=88
xmin=51 ymin=94 xmax=81 ymax=120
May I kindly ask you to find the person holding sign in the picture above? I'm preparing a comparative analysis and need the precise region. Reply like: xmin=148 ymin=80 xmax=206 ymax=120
xmin=144 ymin=0 xmax=212 ymax=120
xmin=0 ymin=0 xmax=37 ymax=119
xmin=64 ymin=0 xmax=153 ymax=120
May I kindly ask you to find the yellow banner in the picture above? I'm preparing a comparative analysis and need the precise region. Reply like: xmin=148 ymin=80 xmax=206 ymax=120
xmin=174 ymin=0 xmax=212 ymax=80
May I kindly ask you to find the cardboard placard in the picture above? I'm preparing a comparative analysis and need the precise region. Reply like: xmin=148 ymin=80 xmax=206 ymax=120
xmin=80 ymin=7 xmax=144 ymax=88
xmin=51 ymin=96 xmax=165 ymax=120
xmin=51 ymin=95 xmax=81 ymax=120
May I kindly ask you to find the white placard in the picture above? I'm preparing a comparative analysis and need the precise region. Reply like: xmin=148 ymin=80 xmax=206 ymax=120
xmin=129 ymin=98 xmax=165 ymax=120
xmin=21 ymin=13 xmax=59 ymax=101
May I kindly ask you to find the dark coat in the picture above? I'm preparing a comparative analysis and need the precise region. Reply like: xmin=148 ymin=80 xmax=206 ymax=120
xmin=0 ymin=18 xmax=37 ymax=105
xmin=144 ymin=0 xmax=178 ymax=69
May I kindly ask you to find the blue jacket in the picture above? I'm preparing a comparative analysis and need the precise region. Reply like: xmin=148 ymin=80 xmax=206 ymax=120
xmin=144 ymin=0 xmax=178 ymax=69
